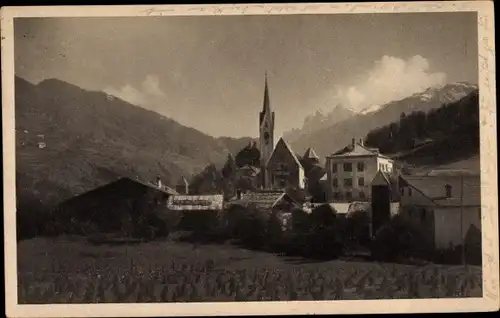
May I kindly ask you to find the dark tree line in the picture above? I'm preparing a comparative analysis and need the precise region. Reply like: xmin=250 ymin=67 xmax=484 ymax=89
xmin=364 ymin=90 xmax=479 ymax=155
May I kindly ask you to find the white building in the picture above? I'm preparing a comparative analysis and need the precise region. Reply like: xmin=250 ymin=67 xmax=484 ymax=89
xmin=326 ymin=138 xmax=394 ymax=202
xmin=399 ymin=173 xmax=481 ymax=249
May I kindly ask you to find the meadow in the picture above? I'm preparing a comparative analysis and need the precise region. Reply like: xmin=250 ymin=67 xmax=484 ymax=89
xmin=17 ymin=236 xmax=482 ymax=303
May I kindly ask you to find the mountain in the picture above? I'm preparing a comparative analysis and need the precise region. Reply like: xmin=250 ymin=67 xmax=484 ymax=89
xmin=15 ymin=76 xmax=250 ymax=210
xmin=365 ymin=89 xmax=480 ymax=170
xmin=289 ymin=82 xmax=478 ymax=162
xmin=283 ymin=106 xmax=355 ymax=143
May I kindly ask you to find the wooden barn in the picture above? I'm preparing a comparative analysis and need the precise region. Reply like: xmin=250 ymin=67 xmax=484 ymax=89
xmin=52 ymin=177 xmax=178 ymax=236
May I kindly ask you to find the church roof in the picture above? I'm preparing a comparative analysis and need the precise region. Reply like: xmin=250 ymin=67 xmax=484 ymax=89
xmin=266 ymin=137 xmax=304 ymax=169
xmin=303 ymin=147 xmax=320 ymax=160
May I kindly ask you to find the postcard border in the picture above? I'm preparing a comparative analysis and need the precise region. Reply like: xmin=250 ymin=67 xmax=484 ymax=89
xmin=2 ymin=1 xmax=498 ymax=317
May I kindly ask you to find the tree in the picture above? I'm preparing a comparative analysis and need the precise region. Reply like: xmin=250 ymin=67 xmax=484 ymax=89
xmin=235 ymin=143 xmax=261 ymax=168
xmin=371 ymin=214 xmax=433 ymax=262
xmin=291 ymin=207 xmax=310 ymax=233
xmin=222 ymin=153 xmax=237 ymax=179
xmin=310 ymin=204 xmax=337 ymax=232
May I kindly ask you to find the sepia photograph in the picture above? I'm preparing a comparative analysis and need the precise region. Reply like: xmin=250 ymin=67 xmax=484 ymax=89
xmin=2 ymin=2 xmax=498 ymax=317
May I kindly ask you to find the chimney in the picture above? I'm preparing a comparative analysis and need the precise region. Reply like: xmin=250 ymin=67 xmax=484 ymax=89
xmin=156 ymin=176 xmax=162 ymax=189
xmin=236 ymin=189 xmax=242 ymax=199
xmin=359 ymin=139 xmax=364 ymax=146
xmin=352 ymin=138 xmax=356 ymax=147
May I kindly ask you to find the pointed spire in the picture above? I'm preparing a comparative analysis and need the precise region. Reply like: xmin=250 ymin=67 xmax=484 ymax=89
xmin=262 ymin=71 xmax=271 ymax=114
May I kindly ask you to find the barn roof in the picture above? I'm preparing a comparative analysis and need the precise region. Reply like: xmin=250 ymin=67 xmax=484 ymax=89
xmin=399 ymin=175 xmax=481 ymax=207
xmin=167 ymin=194 xmax=224 ymax=211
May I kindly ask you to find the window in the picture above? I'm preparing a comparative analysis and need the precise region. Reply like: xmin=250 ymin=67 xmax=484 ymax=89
xmin=279 ymin=163 xmax=288 ymax=170
xmin=358 ymin=177 xmax=365 ymax=186
xmin=333 ymin=192 xmax=341 ymax=200
xmin=445 ymin=184 xmax=452 ymax=198
xmin=332 ymin=163 xmax=338 ymax=173
xmin=357 ymin=162 xmax=365 ymax=172
xmin=278 ymin=179 xmax=286 ymax=188
xmin=359 ymin=191 xmax=366 ymax=199
xmin=420 ymin=208 xmax=426 ymax=222
xmin=344 ymin=178 xmax=353 ymax=187
xmin=343 ymin=163 xmax=352 ymax=172
xmin=345 ymin=191 xmax=352 ymax=200
xmin=332 ymin=178 xmax=338 ymax=188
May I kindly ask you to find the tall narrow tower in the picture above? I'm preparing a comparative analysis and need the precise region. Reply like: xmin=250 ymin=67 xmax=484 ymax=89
xmin=259 ymin=72 xmax=275 ymax=189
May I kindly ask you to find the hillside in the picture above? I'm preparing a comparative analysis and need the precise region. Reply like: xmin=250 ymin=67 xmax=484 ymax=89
xmin=290 ymin=82 xmax=478 ymax=162
xmin=15 ymin=76 xmax=249 ymax=210
xmin=365 ymin=89 xmax=480 ymax=169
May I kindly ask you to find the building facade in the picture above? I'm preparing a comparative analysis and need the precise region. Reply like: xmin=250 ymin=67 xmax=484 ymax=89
xmin=326 ymin=139 xmax=394 ymax=202
xmin=266 ymin=137 xmax=306 ymax=190
xmin=399 ymin=174 xmax=481 ymax=249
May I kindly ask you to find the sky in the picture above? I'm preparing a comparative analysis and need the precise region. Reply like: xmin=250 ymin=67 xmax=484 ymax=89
xmin=15 ymin=12 xmax=478 ymax=138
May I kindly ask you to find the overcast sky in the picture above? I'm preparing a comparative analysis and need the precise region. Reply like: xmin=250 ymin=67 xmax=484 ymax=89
xmin=15 ymin=12 xmax=478 ymax=138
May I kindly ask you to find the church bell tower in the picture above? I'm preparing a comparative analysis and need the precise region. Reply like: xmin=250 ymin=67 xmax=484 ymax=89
xmin=259 ymin=72 xmax=275 ymax=189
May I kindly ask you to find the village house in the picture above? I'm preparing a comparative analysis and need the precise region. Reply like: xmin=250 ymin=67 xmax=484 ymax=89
xmin=228 ymin=190 xmax=300 ymax=231
xmin=398 ymin=173 xmax=481 ymax=249
xmin=165 ymin=194 xmax=224 ymax=233
xmin=325 ymin=138 xmax=394 ymax=202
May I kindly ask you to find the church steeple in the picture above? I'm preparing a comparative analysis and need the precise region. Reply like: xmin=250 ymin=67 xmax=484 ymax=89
xmin=259 ymin=72 xmax=275 ymax=189
xmin=260 ymin=72 xmax=272 ymax=126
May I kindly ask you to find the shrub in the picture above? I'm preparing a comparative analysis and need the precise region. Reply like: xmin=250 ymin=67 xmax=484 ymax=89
xmin=371 ymin=214 xmax=433 ymax=262
xmin=224 ymin=203 xmax=269 ymax=247
xmin=344 ymin=210 xmax=371 ymax=249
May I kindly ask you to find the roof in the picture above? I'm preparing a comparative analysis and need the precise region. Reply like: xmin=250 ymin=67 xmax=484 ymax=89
xmin=372 ymin=170 xmax=391 ymax=186
xmin=122 ymin=177 xmax=178 ymax=195
xmin=239 ymin=164 xmax=261 ymax=174
xmin=400 ymin=175 xmax=481 ymax=207
xmin=266 ymin=137 xmax=304 ymax=169
xmin=328 ymin=141 xmax=390 ymax=159
xmin=233 ymin=191 xmax=297 ymax=210
xmin=303 ymin=147 xmax=320 ymax=161
xmin=167 ymin=194 xmax=224 ymax=211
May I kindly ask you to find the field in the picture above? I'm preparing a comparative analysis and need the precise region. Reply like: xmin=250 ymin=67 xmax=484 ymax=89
xmin=17 ymin=237 xmax=482 ymax=303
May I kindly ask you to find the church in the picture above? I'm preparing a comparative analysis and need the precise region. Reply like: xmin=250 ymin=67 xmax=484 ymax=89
xmin=257 ymin=74 xmax=306 ymax=191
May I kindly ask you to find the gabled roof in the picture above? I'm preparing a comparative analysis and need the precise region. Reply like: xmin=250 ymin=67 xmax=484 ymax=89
xmin=129 ymin=177 xmax=179 ymax=195
xmin=303 ymin=147 xmax=320 ymax=161
xmin=266 ymin=137 xmax=304 ymax=169
xmin=372 ymin=170 xmax=391 ymax=186
xmin=167 ymin=194 xmax=224 ymax=211
xmin=400 ymin=175 xmax=481 ymax=207
xmin=328 ymin=141 xmax=389 ymax=159
xmin=234 ymin=191 xmax=297 ymax=210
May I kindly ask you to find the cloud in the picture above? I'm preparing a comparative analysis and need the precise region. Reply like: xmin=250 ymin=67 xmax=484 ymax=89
xmin=104 ymin=74 xmax=166 ymax=111
xmin=333 ymin=55 xmax=447 ymax=112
